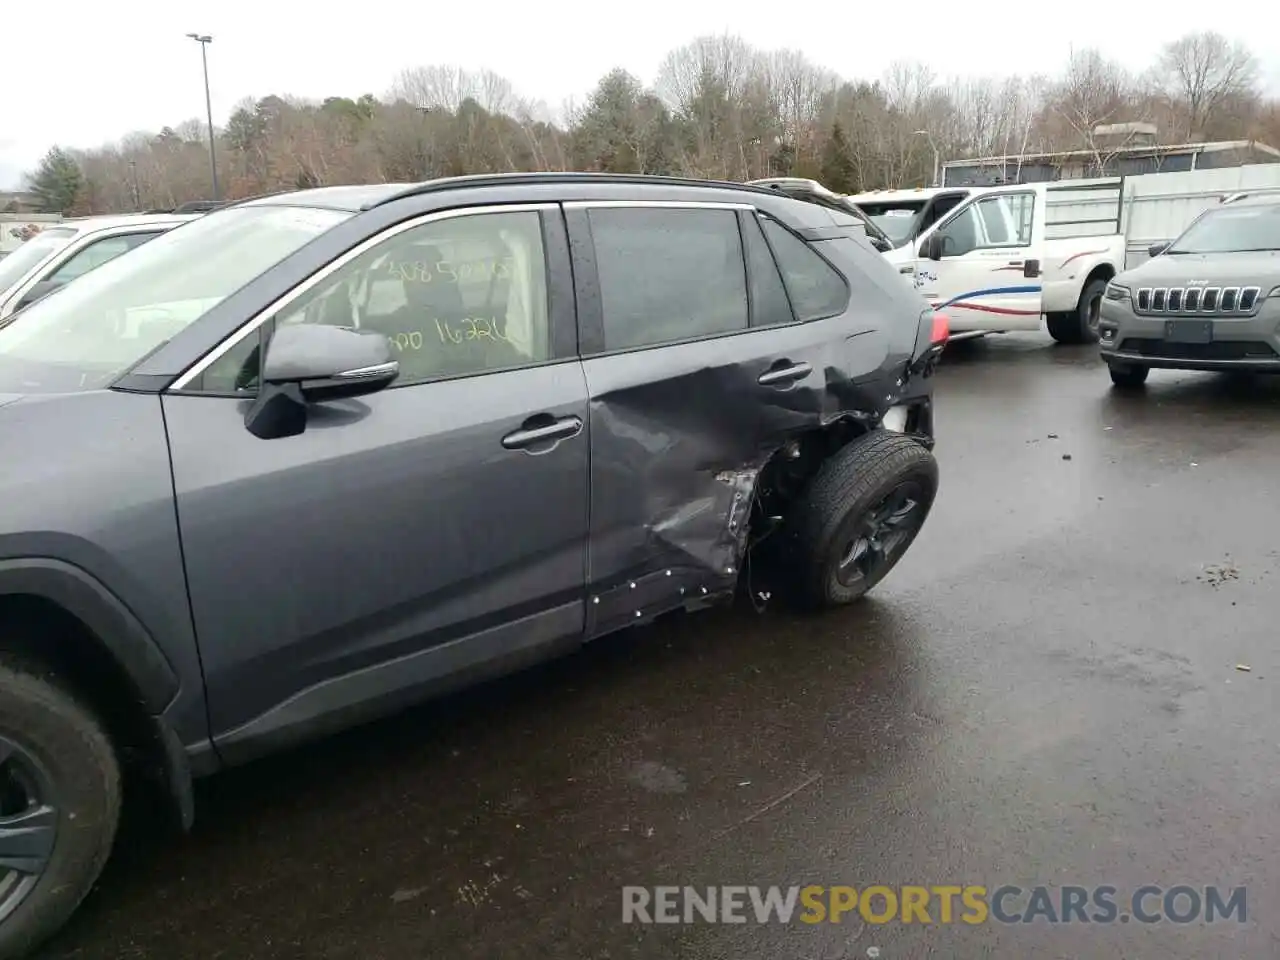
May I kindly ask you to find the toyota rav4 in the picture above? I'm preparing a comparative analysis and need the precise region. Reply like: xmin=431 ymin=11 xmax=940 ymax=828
xmin=0 ymin=173 xmax=945 ymax=957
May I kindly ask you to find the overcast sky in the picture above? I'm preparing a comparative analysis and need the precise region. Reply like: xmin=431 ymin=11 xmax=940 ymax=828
xmin=3 ymin=0 xmax=1278 ymax=189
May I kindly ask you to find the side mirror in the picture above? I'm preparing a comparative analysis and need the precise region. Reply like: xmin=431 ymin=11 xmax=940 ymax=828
xmin=920 ymin=233 xmax=945 ymax=261
xmin=263 ymin=324 xmax=399 ymax=402
xmin=245 ymin=324 xmax=399 ymax=440
xmin=14 ymin=279 xmax=64 ymax=312
xmin=1148 ymin=241 xmax=1170 ymax=258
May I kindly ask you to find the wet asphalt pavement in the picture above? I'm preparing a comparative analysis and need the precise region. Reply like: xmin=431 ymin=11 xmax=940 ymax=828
xmin=40 ymin=336 xmax=1280 ymax=960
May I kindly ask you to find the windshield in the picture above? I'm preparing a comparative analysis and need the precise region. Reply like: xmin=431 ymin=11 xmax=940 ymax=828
xmin=0 ymin=228 xmax=77 ymax=293
xmin=1167 ymin=205 xmax=1280 ymax=254
xmin=0 ymin=204 xmax=351 ymax=394
xmin=860 ymin=203 xmax=926 ymax=245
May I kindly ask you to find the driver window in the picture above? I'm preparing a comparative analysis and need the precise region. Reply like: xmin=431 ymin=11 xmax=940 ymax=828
xmin=195 ymin=210 xmax=551 ymax=393
xmin=936 ymin=205 xmax=982 ymax=257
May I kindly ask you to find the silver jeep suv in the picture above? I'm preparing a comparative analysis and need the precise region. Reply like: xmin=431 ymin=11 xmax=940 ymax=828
xmin=1098 ymin=195 xmax=1280 ymax=388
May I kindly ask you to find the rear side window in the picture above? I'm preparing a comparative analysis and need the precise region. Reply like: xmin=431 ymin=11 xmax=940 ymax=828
xmin=588 ymin=207 xmax=749 ymax=351
xmin=759 ymin=217 xmax=849 ymax=322
xmin=742 ymin=214 xmax=795 ymax=327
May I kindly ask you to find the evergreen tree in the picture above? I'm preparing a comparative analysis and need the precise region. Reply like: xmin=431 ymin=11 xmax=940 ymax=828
xmin=28 ymin=147 xmax=83 ymax=214
xmin=820 ymin=122 xmax=858 ymax=193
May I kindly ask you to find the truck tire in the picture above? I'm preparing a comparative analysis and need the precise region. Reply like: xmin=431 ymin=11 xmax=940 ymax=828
xmin=1108 ymin=362 xmax=1149 ymax=389
xmin=0 ymin=659 xmax=121 ymax=960
xmin=1047 ymin=276 xmax=1107 ymax=345
xmin=782 ymin=430 xmax=939 ymax=609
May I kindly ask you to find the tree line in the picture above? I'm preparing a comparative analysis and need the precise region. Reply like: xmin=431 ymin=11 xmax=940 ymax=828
xmin=21 ymin=30 xmax=1278 ymax=216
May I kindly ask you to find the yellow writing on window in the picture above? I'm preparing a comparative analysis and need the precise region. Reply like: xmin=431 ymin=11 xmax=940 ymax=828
xmin=385 ymin=258 xmax=513 ymax=285
xmin=381 ymin=318 xmax=511 ymax=352
xmin=434 ymin=317 xmax=510 ymax=345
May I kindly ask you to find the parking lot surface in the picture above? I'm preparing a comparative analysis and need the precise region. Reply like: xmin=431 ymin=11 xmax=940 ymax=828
xmin=39 ymin=336 xmax=1280 ymax=959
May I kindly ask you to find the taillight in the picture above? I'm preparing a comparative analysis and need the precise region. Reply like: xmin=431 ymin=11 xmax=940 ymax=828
xmin=931 ymin=311 xmax=950 ymax=345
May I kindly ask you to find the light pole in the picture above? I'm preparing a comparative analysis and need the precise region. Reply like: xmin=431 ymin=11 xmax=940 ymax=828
xmin=186 ymin=33 xmax=219 ymax=200
xmin=128 ymin=159 xmax=141 ymax=210
xmin=913 ymin=129 xmax=940 ymax=187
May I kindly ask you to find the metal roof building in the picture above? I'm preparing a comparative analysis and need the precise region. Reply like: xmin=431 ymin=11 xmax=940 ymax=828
xmin=942 ymin=136 xmax=1280 ymax=188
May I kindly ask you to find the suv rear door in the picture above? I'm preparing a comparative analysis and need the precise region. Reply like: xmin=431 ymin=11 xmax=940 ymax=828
xmin=564 ymin=196 xmax=902 ymax=637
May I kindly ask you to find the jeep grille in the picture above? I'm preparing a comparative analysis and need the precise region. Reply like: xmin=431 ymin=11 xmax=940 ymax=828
xmin=1134 ymin=286 xmax=1262 ymax=316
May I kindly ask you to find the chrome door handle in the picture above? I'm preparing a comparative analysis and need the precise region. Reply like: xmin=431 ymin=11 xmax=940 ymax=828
xmin=501 ymin=416 xmax=583 ymax=450
xmin=758 ymin=362 xmax=812 ymax=386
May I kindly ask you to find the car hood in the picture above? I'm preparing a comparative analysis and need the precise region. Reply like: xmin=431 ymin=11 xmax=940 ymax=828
xmin=1120 ymin=250 xmax=1280 ymax=289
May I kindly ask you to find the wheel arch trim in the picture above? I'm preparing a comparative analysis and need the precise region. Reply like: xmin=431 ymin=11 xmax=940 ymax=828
xmin=0 ymin=558 xmax=179 ymax=712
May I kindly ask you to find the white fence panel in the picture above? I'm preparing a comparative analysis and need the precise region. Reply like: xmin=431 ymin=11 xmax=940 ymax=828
xmin=1120 ymin=165 xmax=1280 ymax=268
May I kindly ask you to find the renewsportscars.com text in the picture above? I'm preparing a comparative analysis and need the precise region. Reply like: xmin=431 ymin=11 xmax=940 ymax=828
xmin=622 ymin=884 xmax=1247 ymax=925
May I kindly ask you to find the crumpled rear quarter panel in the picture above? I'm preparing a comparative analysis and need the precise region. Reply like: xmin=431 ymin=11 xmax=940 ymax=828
xmin=581 ymin=316 xmax=910 ymax=637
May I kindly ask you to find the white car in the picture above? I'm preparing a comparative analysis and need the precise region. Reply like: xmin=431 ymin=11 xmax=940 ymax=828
xmin=0 ymin=213 xmax=199 ymax=320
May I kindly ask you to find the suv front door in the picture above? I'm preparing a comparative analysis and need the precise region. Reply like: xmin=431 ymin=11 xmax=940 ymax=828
xmin=913 ymin=190 xmax=1042 ymax=328
xmin=160 ymin=204 xmax=591 ymax=761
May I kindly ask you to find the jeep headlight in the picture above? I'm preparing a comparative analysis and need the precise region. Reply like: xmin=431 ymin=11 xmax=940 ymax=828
xmin=1104 ymin=282 xmax=1130 ymax=301
xmin=1269 ymin=285 xmax=1280 ymax=299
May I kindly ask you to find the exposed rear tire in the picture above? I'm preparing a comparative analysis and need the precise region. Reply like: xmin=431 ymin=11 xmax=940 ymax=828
xmin=0 ymin=659 xmax=120 ymax=960
xmin=781 ymin=430 xmax=939 ymax=609
xmin=1047 ymin=276 xmax=1107 ymax=345
xmin=1108 ymin=362 xmax=1149 ymax=389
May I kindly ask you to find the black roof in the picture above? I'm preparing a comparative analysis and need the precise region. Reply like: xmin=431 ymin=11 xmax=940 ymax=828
xmin=235 ymin=184 xmax=409 ymax=212
xmin=232 ymin=173 xmax=794 ymax=213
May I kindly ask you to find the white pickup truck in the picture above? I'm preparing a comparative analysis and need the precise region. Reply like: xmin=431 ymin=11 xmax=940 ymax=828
xmin=886 ymin=180 xmax=1126 ymax=344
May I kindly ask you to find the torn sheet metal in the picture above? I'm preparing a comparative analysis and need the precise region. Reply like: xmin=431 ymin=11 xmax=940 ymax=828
xmin=585 ymin=466 xmax=761 ymax=639
xmin=579 ymin=312 xmax=919 ymax=640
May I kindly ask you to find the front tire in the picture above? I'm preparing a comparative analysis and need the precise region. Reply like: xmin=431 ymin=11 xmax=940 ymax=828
xmin=1047 ymin=276 xmax=1107 ymax=345
xmin=782 ymin=430 xmax=939 ymax=609
xmin=1108 ymin=362 xmax=1149 ymax=389
xmin=0 ymin=660 xmax=120 ymax=960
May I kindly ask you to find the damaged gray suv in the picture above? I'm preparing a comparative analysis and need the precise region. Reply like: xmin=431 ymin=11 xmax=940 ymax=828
xmin=0 ymin=173 xmax=944 ymax=957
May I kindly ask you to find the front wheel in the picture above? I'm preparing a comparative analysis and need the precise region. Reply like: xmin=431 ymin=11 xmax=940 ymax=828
xmin=0 ymin=660 xmax=121 ymax=960
xmin=782 ymin=430 xmax=939 ymax=609
xmin=1108 ymin=362 xmax=1149 ymax=389
xmin=1047 ymin=277 xmax=1107 ymax=345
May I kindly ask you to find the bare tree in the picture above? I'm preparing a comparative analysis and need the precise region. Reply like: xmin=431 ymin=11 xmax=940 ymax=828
xmin=1155 ymin=31 xmax=1259 ymax=141
xmin=28 ymin=32 xmax=1279 ymax=216
xmin=1045 ymin=47 xmax=1150 ymax=171
xmin=388 ymin=65 xmax=522 ymax=114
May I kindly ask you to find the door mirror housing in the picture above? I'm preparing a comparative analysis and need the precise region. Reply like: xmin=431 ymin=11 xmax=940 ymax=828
xmin=1148 ymin=241 xmax=1170 ymax=258
xmin=920 ymin=233 xmax=945 ymax=261
xmin=262 ymin=324 xmax=399 ymax=403
xmin=245 ymin=325 xmax=399 ymax=440
xmin=14 ymin=279 xmax=64 ymax=312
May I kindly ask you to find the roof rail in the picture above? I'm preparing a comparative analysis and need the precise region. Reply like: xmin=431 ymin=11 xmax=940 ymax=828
xmin=1220 ymin=189 xmax=1280 ymax=205
xmin=368 ymin=171 xmax=785 ymax=208
xmin=171 ymin=199 xmax=228 ymax=214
